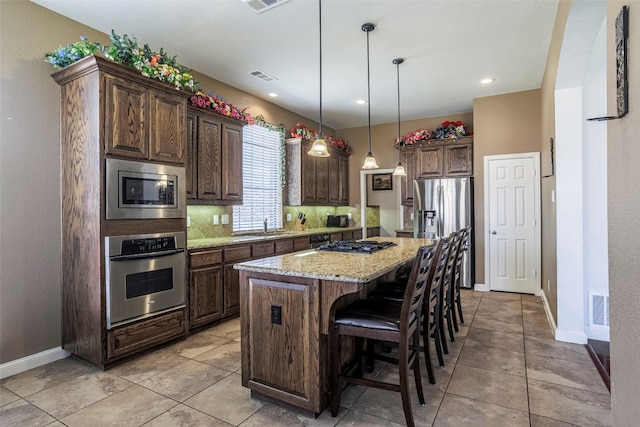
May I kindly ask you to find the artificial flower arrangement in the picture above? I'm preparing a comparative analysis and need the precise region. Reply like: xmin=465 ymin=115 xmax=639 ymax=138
xmin=190 ymin=91 xmax=254 ymax=124
xmin=289 ymin=123 xmax=352 ymax=155
xmin=433 ymin=120 xmax=472 ymax=140
xmin=45 ymin=32 xmax=199 ymax=92
xmin=396 ymin=121 xmax=472 ymax=147
xmin=45 ymin=32 xmax=253 ymax=123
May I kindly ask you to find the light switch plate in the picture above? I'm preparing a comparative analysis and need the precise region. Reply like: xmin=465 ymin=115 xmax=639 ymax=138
xmin=221 ymin=214 xmax=229 ymax=225
xmin=286 ymin=213 xmax=292 ymax=222
xmin=213 ymin=215 xmax=219 ymax=225
xmin=187 ymin=216 xmax=191 ymax=227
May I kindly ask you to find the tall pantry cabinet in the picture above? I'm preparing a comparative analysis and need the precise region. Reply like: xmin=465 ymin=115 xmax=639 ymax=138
xmin=52 ymin=55 xmax=189 ymax=368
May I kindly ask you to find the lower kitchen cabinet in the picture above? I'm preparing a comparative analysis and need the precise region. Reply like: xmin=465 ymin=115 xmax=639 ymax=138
xmin=189 ymin=249 xmax=225 ymax=329
xmin=188 ymin=236 xmax=312 ymax=330
xmin=396 ymin=231 xmax=413 ymax=238
xmin=107 ymin=309 xmax=186 ymax=360
xmin=367 ymin=226 xmax=380 ymax=237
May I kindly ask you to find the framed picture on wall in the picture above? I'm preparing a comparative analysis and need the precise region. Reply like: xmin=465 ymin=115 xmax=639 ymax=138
xmin=372 ymin=173 xmax=393 ymax=191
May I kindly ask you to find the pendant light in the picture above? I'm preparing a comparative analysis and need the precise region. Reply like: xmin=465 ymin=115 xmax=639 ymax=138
xmin=307 ymin=0 xmax=330 ymax=157
xmin=392 ymin=58 xmax=406 ymax=176
xmin=361 ymin=23 xmax=379 ymax=169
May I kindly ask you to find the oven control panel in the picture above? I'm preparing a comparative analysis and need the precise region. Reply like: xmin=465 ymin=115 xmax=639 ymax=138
xmin=121 ymin=237 xmax=177 ymax=255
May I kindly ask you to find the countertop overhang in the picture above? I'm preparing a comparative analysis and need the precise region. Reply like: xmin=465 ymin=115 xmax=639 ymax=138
xmin=234 ymin=237 xmax=436 ymax=283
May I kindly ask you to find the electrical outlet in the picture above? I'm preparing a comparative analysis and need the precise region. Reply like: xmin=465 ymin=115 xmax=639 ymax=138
xmin=347 ymin=213 xmax=352 ymax=220
xmin=547 ymin=279 xmax=551 ymax=291
xmin=213 ymin=215 xmax=219 ymax=225
xmin=187 ymin=216 xmax=191 ymax=227
xmin=221 ymin=214 xmax=229 ymax=225
xmin=287 ymin=213 xmax=292 ymax=222
xmin=271 ymin=305 xmax=282 ymax=325
xmin=410 ymin=212 xmax=414 ymax=220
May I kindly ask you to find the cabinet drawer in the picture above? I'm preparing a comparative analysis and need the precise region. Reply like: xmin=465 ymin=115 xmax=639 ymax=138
xmin=252 ymin=241 xmax=275 ymax=258
xmin=274 ymin=239 xmax=294 ymax=254
xmin=107 ymin=309 xmax=186 ymax=361
xmin=190 ymin=250 xmax=223 ymax=267
xmin=224 ymin=245 xmax=252 ymax=262
xmin=330 ymin=232 xmax=343 ymax=242
xmin=293 ymin=237 xmax=311 ymax=251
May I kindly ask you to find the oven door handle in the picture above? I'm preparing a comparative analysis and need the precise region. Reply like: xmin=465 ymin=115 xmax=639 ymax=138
xmin=109 ymin=248 xmax=185 ymax=262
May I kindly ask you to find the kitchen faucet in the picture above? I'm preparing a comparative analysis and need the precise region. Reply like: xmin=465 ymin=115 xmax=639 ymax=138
xmin=263 ymin=218 xmax=268 ymax=234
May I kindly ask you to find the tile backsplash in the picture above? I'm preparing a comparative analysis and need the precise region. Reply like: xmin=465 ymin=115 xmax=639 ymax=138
xmin=186 ymin=205 xmax=381 ymax=239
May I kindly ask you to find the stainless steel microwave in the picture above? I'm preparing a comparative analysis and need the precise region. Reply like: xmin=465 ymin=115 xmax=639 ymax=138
xmin=106 ymin=158 xmax=186 ymax=220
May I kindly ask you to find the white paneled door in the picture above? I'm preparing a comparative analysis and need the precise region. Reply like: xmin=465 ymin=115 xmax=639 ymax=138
xmin=484 ymin=153 xmax=540 ymax=294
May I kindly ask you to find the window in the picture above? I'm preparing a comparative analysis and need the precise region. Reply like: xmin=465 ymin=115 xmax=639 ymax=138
xmin=233 ymin=124 xmax=283 ymax=233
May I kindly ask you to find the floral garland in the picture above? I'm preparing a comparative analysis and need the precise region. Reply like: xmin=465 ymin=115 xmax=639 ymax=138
xmin=396 ymin=120 xmax=472 ymax=147
xmin=253 ymin=115 xmax=287 ymax=189
xmin=45 ymin=32 xmax=199 ymax=92
xmin=190 ymin=91 xmax=254 ymax=124
xmin=289 ymin=123 xmax=352 ymax=155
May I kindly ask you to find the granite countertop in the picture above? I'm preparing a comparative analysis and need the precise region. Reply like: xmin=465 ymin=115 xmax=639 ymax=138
xmin=187 ymin=226 xmax=363 ymax=250
xmin=234 ymin=236 xmax=436 ymax=283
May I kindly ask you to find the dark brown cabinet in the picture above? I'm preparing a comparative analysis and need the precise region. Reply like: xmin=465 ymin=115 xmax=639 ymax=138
xmin=400 ymin=147 xmax=416 ymax=206
xmin=104 ymin=73 xmax=186 ymax=165
xmin=285 ymin=138 xmax=350 ymax=206
xmin=416 ymin=145 xmax=444 ymax=178
xmin=53 ymin=56 xmax=189 ymax=368
xmin=186 ymin=107 xmax=244 ymax=204
xmin=188 ymin=236 xmax=311 ymax=330
xmin=444 ymin=143 xmax=473 ymax=176
xmin=400 ymin=137 xmax=473 ymax=206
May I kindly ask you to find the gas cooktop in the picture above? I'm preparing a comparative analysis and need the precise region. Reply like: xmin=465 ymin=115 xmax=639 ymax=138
xmin=316 ymin=240 xmax=396 ymax=254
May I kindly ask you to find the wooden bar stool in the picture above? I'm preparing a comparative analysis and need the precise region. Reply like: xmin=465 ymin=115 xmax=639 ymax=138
xmin=441 ymin=231 xmax=464 ymax=344
xmin=329 ymin=245 xmax=437 ymax=427
xmin=450 ymin=227 xmax=471 ymax=330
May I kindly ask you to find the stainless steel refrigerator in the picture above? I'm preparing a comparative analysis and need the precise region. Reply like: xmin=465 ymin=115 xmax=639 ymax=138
xmin=413 ymin=177 xmax=475 ymax=288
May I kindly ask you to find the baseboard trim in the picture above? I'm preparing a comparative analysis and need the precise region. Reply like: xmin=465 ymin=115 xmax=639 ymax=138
xmin=555 ymin=328 xmax=588 ymax=344
xmin=538 ymin=290 xmax=558 ymax=333
xmin=474 ymin=283 xmax=488 ymax=292
xmin=0 ymin=347 xmax=70 ymax=379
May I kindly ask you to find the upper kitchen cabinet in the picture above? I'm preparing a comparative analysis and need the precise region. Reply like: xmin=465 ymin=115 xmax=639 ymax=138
xmin=400 ymin=137 xmax=473 ymax=206
xmin=186 ymin=107 xmax=244 ymax=204
xmin=285 ymin=138 xmax=350 ymax=206
xmin=102 ymin=66 xmax=187 ymax=165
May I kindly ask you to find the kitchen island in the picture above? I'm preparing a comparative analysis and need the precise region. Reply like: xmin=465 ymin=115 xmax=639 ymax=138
xmin=235 ymin=237 xmax=435 ymax=415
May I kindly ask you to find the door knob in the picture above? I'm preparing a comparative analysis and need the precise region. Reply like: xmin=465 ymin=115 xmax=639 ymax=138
xmin=491 ymin=231 xmax=497 ymax=234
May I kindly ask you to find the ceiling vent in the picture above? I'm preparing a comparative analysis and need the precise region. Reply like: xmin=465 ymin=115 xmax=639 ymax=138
xmin=249 ymin=69 xmax=278 ymax=82
xmin=243 ymin=0 xmax=292 ymax=14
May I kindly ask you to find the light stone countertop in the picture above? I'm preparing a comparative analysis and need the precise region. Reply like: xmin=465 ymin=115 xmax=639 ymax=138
xmin=234 ymin=237 xmax=437 ymax=283
xmin=187 ymin=227 xmax=363 ymax=250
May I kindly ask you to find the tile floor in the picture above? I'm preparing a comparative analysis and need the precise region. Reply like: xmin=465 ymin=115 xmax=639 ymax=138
xmin=1 ymin=290 xmax=612 ymax=426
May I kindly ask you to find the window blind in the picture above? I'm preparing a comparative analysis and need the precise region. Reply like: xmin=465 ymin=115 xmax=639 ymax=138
xmin=233 ymin=124 xmax=283 ymax=233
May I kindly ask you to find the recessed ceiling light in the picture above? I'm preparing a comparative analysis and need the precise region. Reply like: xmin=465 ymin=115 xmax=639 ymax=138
xmin=480 ymin=78 xmax=495 ymax=85
xmin=268 ymin=92 xmax=279 ymax=98
xmin=355 ymin=99 xmax=367 ymax=105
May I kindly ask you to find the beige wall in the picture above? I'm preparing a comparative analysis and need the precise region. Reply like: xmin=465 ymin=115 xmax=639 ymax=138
xmin=0 ymin=0 xmax=330 ymax=364
xmin=607 ymin=1 xmax=640 ymax=423
xmin=537 ymin=0 xmax=571 ymax=322
xmin=472 ymin=89 xmax=543 ymax=284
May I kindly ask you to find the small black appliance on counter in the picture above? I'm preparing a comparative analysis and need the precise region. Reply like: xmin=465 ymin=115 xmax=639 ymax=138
xmin=326 ymin=215 xmax=348 ymax=227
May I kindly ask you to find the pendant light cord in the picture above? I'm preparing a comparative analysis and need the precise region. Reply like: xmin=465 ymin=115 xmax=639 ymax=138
xmin=318 ymin=0 xmax=323 ymax=136
xmin=396 ymin=61 xmax=401 ymax=145
xmin=366 ymin=29 xmax=371 ymax=153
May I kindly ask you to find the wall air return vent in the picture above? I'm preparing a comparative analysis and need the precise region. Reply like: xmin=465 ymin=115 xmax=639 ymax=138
xmin=243 ymin=0 xmax=292 ymax=14
xmin=249 ymin=69 xmax=278 ymax=82
xmin=589 ymin=291 xmax=609 ymax=328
